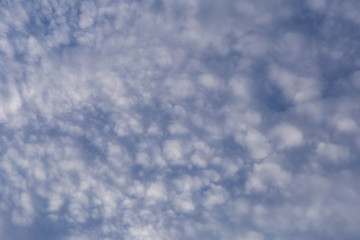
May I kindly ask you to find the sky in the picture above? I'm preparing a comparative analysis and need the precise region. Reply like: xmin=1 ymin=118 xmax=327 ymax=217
xmin=0 ymin=0 xmax=360 ymax=239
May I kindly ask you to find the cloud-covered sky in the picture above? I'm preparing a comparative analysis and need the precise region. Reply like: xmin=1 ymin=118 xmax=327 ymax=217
xmin=1 ymin=0 xmax=360 ymax=239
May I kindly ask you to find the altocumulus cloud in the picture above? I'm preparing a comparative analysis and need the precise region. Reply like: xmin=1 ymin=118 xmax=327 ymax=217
xmin=1 ymin=0 xmax=360 ymax=239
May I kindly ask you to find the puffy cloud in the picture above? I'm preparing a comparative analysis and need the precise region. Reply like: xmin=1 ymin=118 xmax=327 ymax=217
xmin=203 ymin=184 xmax=228 ymax=209
xmin=316 ymin=142 xmax=350 ymax=164
xmin=270 ymin=65 xmax=321 ymax=104
xmin=146 ymin=181 xmax=168 ymax=203
xmin=198 ymin=73 xmax=219 ymax=90
xmin=245 ymin=130 xmax=272 ymax=160
xmin=174 ymin=193 xmax=195 ymax=213
xmin=163 ymin=140 xmax=187 ymax=165
xmin=331 ymin=116 xmax=358 ymax=133
xmin=269 ymin=123 xmax=304 ymax=149
xmin=246 ymin=161 xmax=292 ymax=193
xmin=240 ymin=231 xmax=264 ymax=240
xmin=78 ymin=1 xmax=97 ymax=29
xmin=306 ymin=0 xmax=327 ymax=11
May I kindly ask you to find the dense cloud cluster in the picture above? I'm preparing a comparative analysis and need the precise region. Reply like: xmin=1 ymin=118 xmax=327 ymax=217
xmin=1 ymin=0 xmax=360 ymax=239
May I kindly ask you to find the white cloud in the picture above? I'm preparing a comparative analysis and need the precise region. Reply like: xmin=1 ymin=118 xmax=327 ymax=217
xmin=332 ymin=116 xmax=358 ymax=133
xmin=198 ymin=73 xmax=219 ymax=90
xmin=316 ymin=142 xmax=350 ymax=164
xmin=246 ymin=162 xmax=292 ymax=193
xmin=0 ymin=83 xmax=22 ymax=123
xmin=203 ymin=185 xmax=228 ymax=209
xmin=234 ymin=32 xmax=268 ymax=58
xmin=166 ymin=76 xmax=195 ymax=99
xmin=163 ymin=140 xmax=185 ymax=165
xmin=168 ymin=122 xmax=189 ymax=135
xmin=306 ymin=0 xmax=327 ymax=11
xmin=238 ymin=231 xmax=264 ymax=240
xmin=229 ymin=76 xmax=251 ymax=101
xmin=351 ymin=70 xmax=360 ymax=89
xmin=269 ymin=123 xmax=304 ymax=149
xmin=100 ymin=190 xmax=120 ymax=219
xmin=114 ymin=113 xmax=143 ymax=136
xmin=174 ymin=193 xmax=195 ymax=213
xmin=341 ymin=1 xmax=360 ymax=24
xmin=270 ymin=65 xmax=321 ymax=104
xmin=79 ymin=1 xmax=97 ymax=29
xmin=129 ymin=181 xmax=146 ymax=198
xmin=48 ymin=194 xmax=64 ymax=212
xmin=147 ymin=122 xmax=162 ymax=136
xmin=11 ymin=192 xmax=34 ymax=226
xmin=129 ymin=224 xmax=163 ymax=240
xmin=173 ymin=175 xmax=206 ymax=193
xmin=191 ymin=152 xmax=207 ymax=168
xmin=245 ymin=130 xmax=272 ymax=160
xmin=146 ymin=181 xmax=168 ymax=203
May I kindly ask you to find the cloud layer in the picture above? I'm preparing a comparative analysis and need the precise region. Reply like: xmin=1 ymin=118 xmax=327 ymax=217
xmin=1 ymin=0 xmax=360 ymax=239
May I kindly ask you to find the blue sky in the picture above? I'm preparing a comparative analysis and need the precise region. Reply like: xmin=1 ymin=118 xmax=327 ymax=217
xmin=0 ymin=0 xmax=360 ymax=239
